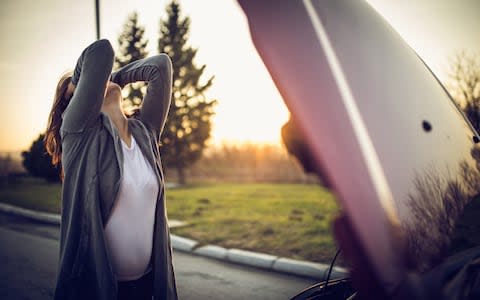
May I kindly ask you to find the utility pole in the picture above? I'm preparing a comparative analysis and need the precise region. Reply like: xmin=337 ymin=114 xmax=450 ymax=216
xmin=95 ymin=0 xmax=100 ymax=39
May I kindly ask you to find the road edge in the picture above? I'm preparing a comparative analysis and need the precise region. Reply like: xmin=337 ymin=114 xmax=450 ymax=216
xmin=0 ymin=202 xmax=349 ymax=281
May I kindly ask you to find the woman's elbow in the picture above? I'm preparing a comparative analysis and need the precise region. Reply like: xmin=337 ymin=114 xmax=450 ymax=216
xmin=153 ymin=53 xmax=173 ymax=78
xmin=162 ymin=53 xmax=173 ymax=75
xmin=88 ymin=39 xmax=114 ymax=60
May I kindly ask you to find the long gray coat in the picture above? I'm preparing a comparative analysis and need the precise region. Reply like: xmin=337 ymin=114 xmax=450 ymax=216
xmin=54 ymin=39 xmax=178 ymax=300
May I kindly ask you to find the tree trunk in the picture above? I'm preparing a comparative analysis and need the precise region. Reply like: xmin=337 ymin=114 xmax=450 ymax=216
xmin=176 ymin=166 xmax=186 ymax=185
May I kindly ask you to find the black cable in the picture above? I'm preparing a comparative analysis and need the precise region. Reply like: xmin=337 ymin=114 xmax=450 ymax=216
xmin=321 ymin=248 xmax=341 ymax=295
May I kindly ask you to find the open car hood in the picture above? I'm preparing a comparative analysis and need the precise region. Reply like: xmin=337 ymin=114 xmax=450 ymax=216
xmin=238 ymin=0 xmax=480 ymax=295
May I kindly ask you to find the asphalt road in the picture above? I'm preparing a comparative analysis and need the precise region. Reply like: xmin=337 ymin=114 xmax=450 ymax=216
xmin=0 ymin=211 xmax=317 ymax=299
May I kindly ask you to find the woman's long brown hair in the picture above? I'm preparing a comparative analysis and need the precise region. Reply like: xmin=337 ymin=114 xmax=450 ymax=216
xmin=44 ymin=71 xmax=73 ymax=182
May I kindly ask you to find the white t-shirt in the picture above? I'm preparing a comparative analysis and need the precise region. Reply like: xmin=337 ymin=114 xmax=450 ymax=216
xmin=103 ymin=134 xmax=159 ymax=281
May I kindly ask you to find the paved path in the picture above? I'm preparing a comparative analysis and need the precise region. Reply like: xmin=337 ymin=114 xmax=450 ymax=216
xmin=0 ymin=211 xmax=317 ymax=299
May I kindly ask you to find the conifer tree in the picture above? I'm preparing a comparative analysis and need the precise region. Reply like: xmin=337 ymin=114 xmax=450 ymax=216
xmin=115 ymin=11 xmax=149 ymax=109
xmin=158 ymin=1 xmax=217 ymax=184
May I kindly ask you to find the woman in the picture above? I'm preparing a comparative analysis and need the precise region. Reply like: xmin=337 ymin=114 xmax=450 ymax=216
xmin=44 ymin=39 xmax=177 ymax=300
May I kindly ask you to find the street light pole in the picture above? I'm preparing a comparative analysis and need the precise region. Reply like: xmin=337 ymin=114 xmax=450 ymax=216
xmin=95 ymin=0 xmax=100 ymax=39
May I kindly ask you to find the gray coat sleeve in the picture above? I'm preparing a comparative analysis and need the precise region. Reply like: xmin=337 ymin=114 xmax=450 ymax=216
xmin=61 ymin=39 xmax=114 ymax=133
xmin=110 ymin=54 xmax=173 ymax=138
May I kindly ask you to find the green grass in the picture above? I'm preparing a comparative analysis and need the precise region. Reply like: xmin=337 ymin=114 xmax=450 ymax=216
xmin=0 ymin=177 xmax=62 ymax=213
xmin=167 ymin=183 xmax=339 ymax=263
xmin=0 ymin=178 xmax=340 ymax=263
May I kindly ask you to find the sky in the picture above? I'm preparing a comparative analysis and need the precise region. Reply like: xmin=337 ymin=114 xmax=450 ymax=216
xmin=0 ymin=0 xmax=479 ymax=152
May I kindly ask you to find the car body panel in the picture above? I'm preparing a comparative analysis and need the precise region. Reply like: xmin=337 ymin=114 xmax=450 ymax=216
xmin=238 ymin=0 xmax=480 ymax=293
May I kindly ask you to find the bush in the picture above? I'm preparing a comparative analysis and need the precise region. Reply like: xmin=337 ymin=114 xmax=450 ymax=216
xmin=21 ymin=133 xmax=61 ymax=183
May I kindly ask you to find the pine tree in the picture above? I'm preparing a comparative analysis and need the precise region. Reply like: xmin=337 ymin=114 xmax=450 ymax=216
xmin=158 ymin=1 xmax=217 ymax=184
xmin=115 ymin=11 xmax=149 ymax=110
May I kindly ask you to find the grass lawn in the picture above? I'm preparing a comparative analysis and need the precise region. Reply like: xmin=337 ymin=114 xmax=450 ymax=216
xmin=0 ymin=177 xmax=62 ymax=214
xmin=0 ymin=177 xmax=340 ymax=263
xmin=167 ymin=183 xmax=339 ymax=263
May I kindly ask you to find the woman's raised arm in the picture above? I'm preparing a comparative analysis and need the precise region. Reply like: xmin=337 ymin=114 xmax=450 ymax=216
xmin=61 ymin=39 xmax=114 ymax=133
xmin=110 ymin=54 xmax=172 ymax=139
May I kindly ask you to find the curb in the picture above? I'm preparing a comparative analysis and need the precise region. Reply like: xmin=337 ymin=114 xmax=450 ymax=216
xmin=0 ymin=202 xmax=61 ymax=225
xmin=170 ymin=235 xmax=348 ymax=280
xmin=0 ymin=202 xmax=349 ymax=281
xmin=227 ymin=248 xmax=277 ymax=269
